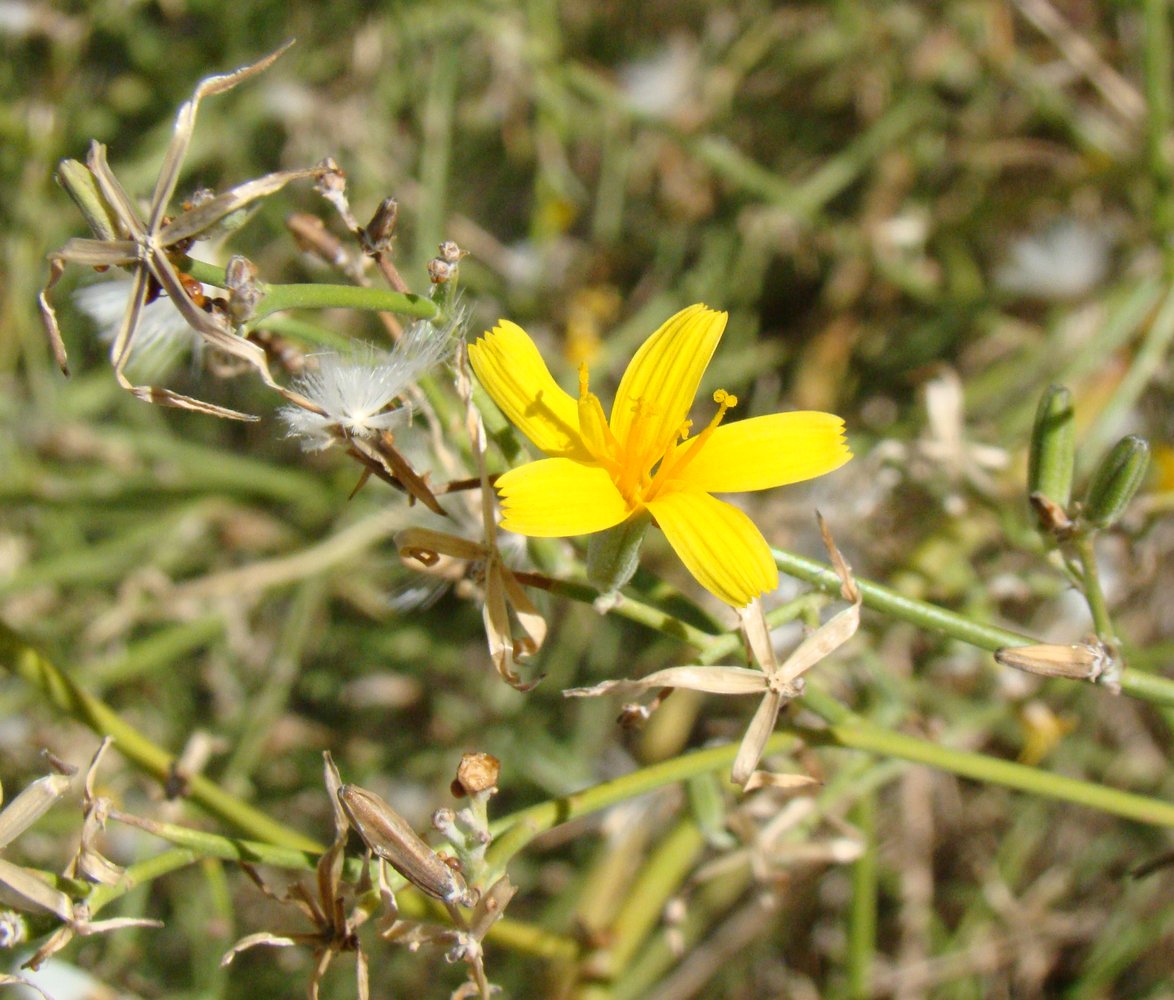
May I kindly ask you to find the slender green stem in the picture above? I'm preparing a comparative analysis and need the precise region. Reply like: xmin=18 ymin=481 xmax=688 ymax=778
xmin=770 ymin=546 xmax=1174 ymax=708
xmin=487 ymin=734 xmax=800 ymax=867
xmin=1144 ymin=0 xmax=1174 ymax=236
xmin=1072 ymin=534 xmax=1118 ymax=644
xmin=88 ymin=849 xmax=205 ymax=915
xmin=181 ymin=257 xmax=440 ymax=324
xmin=846 ymin=790 xmax=877 ymax=1000
xmin=0 ymin=622 xmax=320 ymax=853
xmin=544 ymin=578 xmax=719 ymax=649
xmin=797 ymin=687 xmax=1174 ymax=827
xmin=491 ymin=674 xmax=1174 ymax=876
xmin=251 ymin=282 xmax=439 ymax=325
xmin=107 ymin=816 xmax=577 ymax=960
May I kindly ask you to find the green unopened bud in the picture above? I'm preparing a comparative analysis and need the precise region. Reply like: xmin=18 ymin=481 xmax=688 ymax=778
xmin=57 ymin=159 xmax=121 ymax=242
xmin=1028 ymin=385 xmax=1076 ymax=511
xmin=586 ymin=510 xmax=651 ymax=609
xmin=1083 ymin=434 xmax=1150 ymax=528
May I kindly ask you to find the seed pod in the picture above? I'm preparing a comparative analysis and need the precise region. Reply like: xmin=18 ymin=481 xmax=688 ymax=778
xmin=337 ymin=784 xmax=475 ymax=907
xmin=995 ymin=641 xmax=1110 ymax=682
xmin=1083 ymin=434 xmax=1150 ymax=528
xmin=1028 ymin=385 xmax=1076 ymax=513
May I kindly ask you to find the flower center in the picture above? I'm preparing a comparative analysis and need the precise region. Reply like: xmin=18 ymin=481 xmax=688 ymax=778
xmin=576 ymin=365 xmax=737 ymax=508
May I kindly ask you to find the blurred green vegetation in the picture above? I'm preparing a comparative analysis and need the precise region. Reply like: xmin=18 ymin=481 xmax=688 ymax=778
xmin=2 ymin=1 xmax=1174 ymax=997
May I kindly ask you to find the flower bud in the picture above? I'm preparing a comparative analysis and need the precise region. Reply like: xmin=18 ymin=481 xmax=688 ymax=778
xmin=1083 ymin=434 xmax=1150 ymax=528
xmin=359 ymin=197 xmax=399 ymax=256
xmin=56 ymin=158 xmax=121 ymax=243
xmin=1028 ymin=385 xmax=1076 ymax=513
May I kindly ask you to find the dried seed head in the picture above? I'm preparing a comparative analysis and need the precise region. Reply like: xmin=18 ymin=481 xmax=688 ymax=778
xmin=437 ymin=240 xmax=465 ymax=264
xmin=451 ymin=753 xmax=500 ymax=798
xmin=279 ymin=315 xmax=460 ymax=450
xmin=314 ymin=156 xmax=347 ymax=197
xmin=427 ymin=241 xmax=467 ymax=285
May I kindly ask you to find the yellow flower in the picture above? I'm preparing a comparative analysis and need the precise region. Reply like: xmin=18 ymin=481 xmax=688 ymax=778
xmin=468 ymin=304 xmax=852 ymax=606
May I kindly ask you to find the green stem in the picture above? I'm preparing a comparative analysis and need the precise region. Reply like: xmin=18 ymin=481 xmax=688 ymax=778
xmin=181 ymin=258 xmax=440 ymax=324
xmin=251 ymin=282 xmax=439 ymax=325
xmin=1072 ymin=534 xmax=1118 ymax=644
xmin=87 ymin=848 xmax=205 ymax=915
xmin=490 ymin=679 xmax=1174 ymax=874
xmin=846 ymin=791 xmax=877 ymax=1000
xmin=487 ymin=734 xmax=800 ymax=867
xmin=105 ymin=816 xmax=577 ymax=960
xmin=1144 ymin=0 xmax=1174 ymax=236
xmin=798 ymin=687 xmax=1174 ymax=828
xmin=0 ymin=622 xmax=320 ymax=853
xmin=769 ymin=546 xmax=1174 ymax=708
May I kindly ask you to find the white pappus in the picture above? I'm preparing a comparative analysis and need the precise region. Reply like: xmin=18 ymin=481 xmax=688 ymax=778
xmin=279 ymin=313 xmax=463 ymax=451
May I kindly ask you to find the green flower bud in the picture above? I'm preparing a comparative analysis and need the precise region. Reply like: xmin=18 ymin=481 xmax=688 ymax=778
xmin=1083 ymin=434 xmax=1150 ymax=528
xmin=57 ymin=159 xmax=121 ymax=243
xmin=1028 ymin=385 xmax=1076 ymax=510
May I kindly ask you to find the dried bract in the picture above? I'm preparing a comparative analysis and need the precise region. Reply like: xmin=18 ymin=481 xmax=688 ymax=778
xmin=566 ymin=515 xmax=861 ymax=788
xmin=222 ymin=753 xmax=375 ymax=1000
xmin=39 ymin=43 xmax=318 ymax=420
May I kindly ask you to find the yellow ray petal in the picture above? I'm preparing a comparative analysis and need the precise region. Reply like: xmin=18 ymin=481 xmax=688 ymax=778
xmin=609 ymin=305 xmax=726 ymax=470
xmin=646 ymin=490 xmax=778 ymax=606
xmin=497 ymin=458 xmax=631 ymax=537
xmin=666 ymin=412 xmax=851 ymax=493
xmin=468 ymin=321 xmax=588 ymax=459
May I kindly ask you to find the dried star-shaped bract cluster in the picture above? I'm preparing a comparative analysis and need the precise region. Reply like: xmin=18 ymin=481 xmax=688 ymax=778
xmin=222 ymin=753 xmax=377 ymax=1000
xmin=39 ymin=42 xmax=319 ymax=421
xmin=340 ymin=755 xmax=514 ymax=1000
xmin=566 ymin=515 xmax=861 ymax=789
xmin=0 ymin=740 xmax=162 ymax=975
xmin=224 ymin=753 xmax=515 ymax=1000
